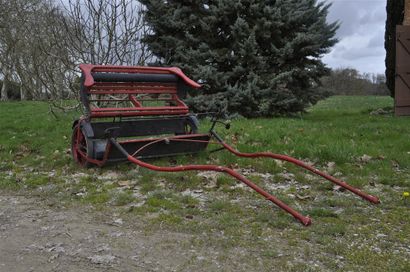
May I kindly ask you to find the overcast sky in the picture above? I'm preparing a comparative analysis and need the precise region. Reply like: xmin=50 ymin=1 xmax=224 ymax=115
xmin=323 ymin=0 xmax=387 ymax=75
xmin=57 ymin=0 xmax=387 ymax=75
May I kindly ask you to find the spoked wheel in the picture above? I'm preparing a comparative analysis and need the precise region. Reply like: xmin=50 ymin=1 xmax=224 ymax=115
xmin=184 ymin=123 xmax=196 ymax=134
xmin=183 ymin=117 xmax=199 ymax=134
xmin=175 ymin=117 xmax=198 ymax=136
xmin=71 ymin=124 xmax=92 ymax=168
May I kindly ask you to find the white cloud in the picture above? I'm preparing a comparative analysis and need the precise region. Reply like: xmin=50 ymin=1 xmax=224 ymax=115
xmin=322 ymin=0 xmax=386 ymax=74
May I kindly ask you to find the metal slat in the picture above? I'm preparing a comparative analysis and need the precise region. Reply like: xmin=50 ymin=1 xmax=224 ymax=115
xmin=88 ymin=89 xmax=178 ymax=95
xmin=90 ymin=110 xmax=189 ymax=118
xmin=91 ymin=106 xmax=188 ymax=112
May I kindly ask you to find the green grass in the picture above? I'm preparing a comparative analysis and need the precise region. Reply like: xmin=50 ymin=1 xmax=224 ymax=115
xmin=1 ymin=96 xmax=410 ymax=271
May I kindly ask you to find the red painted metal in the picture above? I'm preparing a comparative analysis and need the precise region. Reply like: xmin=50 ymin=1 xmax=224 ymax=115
xmin=107 ymin=133 xmax=378 ymax=225
xmin=80 ymin=64 xmax=201 ymax=89
xmin=122 ymin=135 xmax=379 ymax=205
xmin=129 ymin=95 xmax=142 ymax=107
xmin=172 ymin=94 xmax=187 ymax=107
xmin=92 ymin=81 xmax=177 ymax=86
xmin=90 ymin=110 xmax=189 ymax=118
xmin=73 ymin=63 xmax=380 ymax=226
xmin=91 ymin=106 xmax=188 ymax=112
xmin=75 ymin=127 xmax=379 ymax=225
xmin=91 ymin=84 xmax=177 ymax=90
xmin=88 ymin=90 xmax=177 ymax=95
xmin=218 ymin=142 xmax=380 ymax=204
xmin=80 ymin=64 xmax=197 ymax=118
xmin=72 ymin=125 xmax=88 ymax=167
xmin=72 ymin=124 xmax=112 ymax=167
xmin=125 ymin=153 xmax=312 ymax=226
xmin=119 ymin=134 xmax=210 ymax=145
xmin=88 ymin=98 xmax=177 ymax=102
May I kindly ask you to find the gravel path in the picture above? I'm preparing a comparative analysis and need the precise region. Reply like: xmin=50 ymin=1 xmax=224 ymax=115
xmin=0 ymin=194 xmax=216 ymax=272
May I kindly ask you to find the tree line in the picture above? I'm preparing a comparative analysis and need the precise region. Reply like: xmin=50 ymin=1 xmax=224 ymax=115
xmin=320 ymin=68 xmax=389 ymax=96
xmin=2 ymin=0 xmax=376 ymax=117
xmin=0 ymin=0 xmax=150 ymax=101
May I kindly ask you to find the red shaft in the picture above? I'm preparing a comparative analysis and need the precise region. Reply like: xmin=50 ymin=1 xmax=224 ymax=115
xmin=220 ymin=142 xmax=380 ymax=204
xmin=125 ymin=155 xmax=312 ymax=226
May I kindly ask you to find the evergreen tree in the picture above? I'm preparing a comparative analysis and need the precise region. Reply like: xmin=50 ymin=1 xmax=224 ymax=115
xmin=141 ymin=0 xmax=338 ymax=117
xmin=385 ymin=0 xmax=404 ymax=97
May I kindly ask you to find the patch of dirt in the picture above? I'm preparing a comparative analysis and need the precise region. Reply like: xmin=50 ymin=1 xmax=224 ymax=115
xmin=0 ymin=194 xmax=232 ymax=272
xmin=369 ymin=108 xmax=393 ymax=115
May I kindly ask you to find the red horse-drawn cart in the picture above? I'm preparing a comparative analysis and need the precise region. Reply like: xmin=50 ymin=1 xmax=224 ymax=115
xmin=71 ymin=64 xmax=379 ymax=226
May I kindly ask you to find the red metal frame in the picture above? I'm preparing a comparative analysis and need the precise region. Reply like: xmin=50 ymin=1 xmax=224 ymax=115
xmin=89 ymin=110 xmax=189 ymax=118
xmin=219 ymin=142 xmax=380 ymax=204
xmin=105 ymin=133 xmax=379 ymax=226
xmin=73 ymin=64 xmax=380 ymax=226
xmin=72 ymin=124 xmax=112 ymax=167
xmin=80 ymin=64 xmax=201 ymax=89
xmin=126 ymin=152 xmax=312 ymax=226
xmin=79 ymin=64 xmax=200 ymax=119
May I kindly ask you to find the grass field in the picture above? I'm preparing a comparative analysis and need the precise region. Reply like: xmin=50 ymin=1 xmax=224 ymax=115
xmin=0 ymin=96 xmax=409 ymax=271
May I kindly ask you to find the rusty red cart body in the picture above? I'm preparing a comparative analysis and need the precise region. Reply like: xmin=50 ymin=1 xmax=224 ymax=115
xmin=72 ymin=64 xmax=380 ymax=226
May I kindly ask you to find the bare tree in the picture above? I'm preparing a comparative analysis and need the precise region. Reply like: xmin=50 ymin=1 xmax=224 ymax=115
xmin=0 ymin=0 xmax=151 ymax=101
xmin=0 ymin=0 xmax=69 ymax=100
xmin=56 ymin=0 xmax=152 ymax=66
xmin=28 ymin=3 xmax=77 ymax=100
xmin=0 ymin=0 xmax=22 ymax=101
xmin=40 ymin=0 xmax=152 ymax=102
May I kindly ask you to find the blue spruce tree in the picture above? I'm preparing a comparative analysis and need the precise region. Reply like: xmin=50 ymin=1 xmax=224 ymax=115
xmin=141 ymin=0 xmax=338 ymax=117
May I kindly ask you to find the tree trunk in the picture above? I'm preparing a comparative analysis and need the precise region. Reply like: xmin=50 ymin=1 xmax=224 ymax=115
xmin=37 ymin=80 xmax=47 ymax=100
xmin=1 ymin=77 xmax=8 ymax=101
xmin=405 ymin=0 xmax=410 ymax=25
xmin=20 ymin=84 xmax=26 ymax=100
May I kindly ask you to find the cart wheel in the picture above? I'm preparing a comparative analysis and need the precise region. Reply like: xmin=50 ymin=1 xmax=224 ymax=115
xmin=184 ymin=123 xmax=196 ymax=134
xmin=184 ymin=117 xmax=199 ymax=134
xmin=71 ymin=124 xmax=92 ymax=168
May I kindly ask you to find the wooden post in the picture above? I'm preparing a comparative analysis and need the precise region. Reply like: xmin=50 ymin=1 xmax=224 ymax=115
xmin=395 ymin=1 xmax=410 ymax=115
xmin=405 ymin=0 xmax=410 ymax=25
